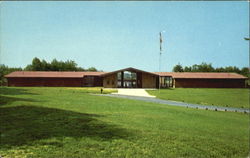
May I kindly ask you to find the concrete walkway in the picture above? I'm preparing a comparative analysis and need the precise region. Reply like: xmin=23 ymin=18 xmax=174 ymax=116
xmin=94 ymin=94 xmax=249 ymax=113
xmin=111 ymin=88 xmax=155 ymax=98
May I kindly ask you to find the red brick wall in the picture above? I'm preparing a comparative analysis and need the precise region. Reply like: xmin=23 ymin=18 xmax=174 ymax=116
xmin=7 ymin=78 xmax=83 ymax=87
xmin=175 ymin=78 xmax=246 ymax=88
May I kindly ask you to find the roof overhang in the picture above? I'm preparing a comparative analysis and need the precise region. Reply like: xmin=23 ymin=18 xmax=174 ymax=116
xmin=101 ymin=67 xmax=159 ymax=77
xmin=5 ymin=71 xmax=105 ymax=78
xmin=155 ymin=72 xmax=247 ymax=79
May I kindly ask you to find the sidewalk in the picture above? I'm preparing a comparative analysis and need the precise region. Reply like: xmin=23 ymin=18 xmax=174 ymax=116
xmin=111 ymin=88 xmax=155 ymax=98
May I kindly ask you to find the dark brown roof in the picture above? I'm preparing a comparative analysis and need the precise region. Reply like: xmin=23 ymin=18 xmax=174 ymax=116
xmin=5 ymin=71 xmax=106 ymax=78
xmin=100 ymin=67 xmax=159 ymax=77
xmin=156 ymin=72 xmax=247 ymax=79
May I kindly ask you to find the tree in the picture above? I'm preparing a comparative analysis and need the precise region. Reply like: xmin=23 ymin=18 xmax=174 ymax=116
xmin=87 ymin=67 xmax=97 ymax=72
xmin=172 ymin=62 xmax=249 ymax=77
xmin=51 ymin=59 xmax=59 ymax=71
xmin=64 ymin=60 xmax=77 ymax=71
xmin=0 ymin=64 xmax=22 ymax=86
xmin=240 ymin=67 xmax=249 ymax=77
xmin=32 ymin=57 xmax=42 ymax=71
xmin=41 ymin=60 xmax=50 ymax=71
xmin=173 ymin=64 xmax=184 ymax=72
xmin=198 ymin=62 xmax=214 ymax=72
xmin=23 ymin=57 xmax=98 ymax=72
xmin=24 ymin=64 xmax=33 ymax=71
xmin=184 ymin=66 xmax=192 ymax=72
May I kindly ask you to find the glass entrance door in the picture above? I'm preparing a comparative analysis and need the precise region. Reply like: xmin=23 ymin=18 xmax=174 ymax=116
xmin=117 ymin=71 xmax=137 ymax=88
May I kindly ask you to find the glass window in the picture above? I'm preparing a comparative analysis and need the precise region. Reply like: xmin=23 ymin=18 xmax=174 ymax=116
xmin=117 ymin=71 xmax=137 ymax=88
xmin=124 ymin=71 xmax=136 ymax=80
xmin=117 ymin=72 xmax=121 ymax=80
xmin=117 ymin=81 xmax=121 ymax=87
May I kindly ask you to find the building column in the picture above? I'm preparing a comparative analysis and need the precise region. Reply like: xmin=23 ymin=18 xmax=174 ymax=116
xmin=121 ymin=71 xmax=124 ymax=88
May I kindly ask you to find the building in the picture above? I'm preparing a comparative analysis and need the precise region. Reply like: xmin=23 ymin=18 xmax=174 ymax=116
xmin=5 ymin=67 xmax=247 ymax=88
xmin=4 ymin=71 xmax=105 ymax=87
xmin=156 ymin=72 xmax=247 ymax=88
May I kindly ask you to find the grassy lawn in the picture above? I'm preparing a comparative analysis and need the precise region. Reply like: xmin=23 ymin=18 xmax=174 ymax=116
xmin=147 ymin=88 xmax=249 ymax=109
xmin=0 ymin=87 xmax=249 ymax=158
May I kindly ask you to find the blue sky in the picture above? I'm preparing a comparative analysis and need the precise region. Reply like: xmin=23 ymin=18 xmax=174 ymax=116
xmin=0 ymin=1 xmax=249 ymax=72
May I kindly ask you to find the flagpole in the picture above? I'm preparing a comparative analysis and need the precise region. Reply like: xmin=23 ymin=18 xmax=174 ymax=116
xmin=159 ymin=32 xmax=162 ymax=90
xmin=159 ymin=50 xmax=161 ymax=90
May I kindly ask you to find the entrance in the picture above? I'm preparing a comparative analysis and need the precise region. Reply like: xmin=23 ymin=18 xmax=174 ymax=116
xmin=117 ymin=71 xmax=141 ymax=88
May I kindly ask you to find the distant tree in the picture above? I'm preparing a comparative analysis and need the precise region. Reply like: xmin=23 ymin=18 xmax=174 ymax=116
xmin=240 ymin=67 xmax=250 ymax=77
xmin=184 ymin=66 xmax=192 ymax=72
xmin=24 ymin=57 xmax=42 ymax=71
xmin=64 ymin=60 xmax=78 ymax=71
xmin=172 ymin=62 xmax=249 ymax=77
xmin=32 ymin=57 xmax=42 ymax=71
xmin=24 ymin=64 xmax=33 ymax=71
xmin=223 ymin=66 xmax=240 ymax=73
xmin=50 ymin=59 xmax=60 ymax=71
xmin=173 ymin=64 xmax=184 ymax=72
xmin=215 ymin=67 xmax=224 ymax=72
xmin=23 ymin=57 xmax=98 ymax=72
xmin=76 ymin=67 xmax=85 ymax=71
xmin=191 ymin=64 xmax=199 ymax=72
xmin=41 ymin=60 xmax=50 ymax=71
xmin=198 ymin=62 xmax=214 ymax=72
xmin=0 ymin=64 xmax=22 ymax=86
xmin=87 ymin=67 xmax=97 ymax=72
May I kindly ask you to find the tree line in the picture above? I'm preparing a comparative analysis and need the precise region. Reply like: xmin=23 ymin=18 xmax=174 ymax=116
xmin=172 ymin=62 xmax=249 ymax=77
xmin=24 ymin=57 xmax=98 ymax=72
xmin=0 ymin=57 xmax=99 ymax=86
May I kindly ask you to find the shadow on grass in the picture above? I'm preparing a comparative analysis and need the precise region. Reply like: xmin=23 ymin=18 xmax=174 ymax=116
xmin=0 ymin=105 xmax=133 ymax=149
xmin=0 ymin=87 xmax=39 ymax=106
xmin=0 ymin=96 xmax=38 ymax=106
xmin=0 ymin=87 xmax=37 ymax=95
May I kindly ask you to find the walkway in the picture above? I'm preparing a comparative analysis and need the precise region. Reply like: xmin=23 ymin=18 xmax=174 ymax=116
xmin=111 ymin=88 xmax=155 ymax=98
xmin=95 ymin=94 xmax=249 ymax=113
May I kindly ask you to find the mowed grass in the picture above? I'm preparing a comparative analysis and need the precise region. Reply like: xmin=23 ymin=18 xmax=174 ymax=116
xmin=0 ymin=87 xmax=249 ymax=158
xmin=147 ymin=88 xmax=249 ymax=109
xmin=66 ymin=87 xmax=117 ymax=94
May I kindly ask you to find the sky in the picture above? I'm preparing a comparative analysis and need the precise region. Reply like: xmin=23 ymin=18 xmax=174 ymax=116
xmin=0 ymin=1 xmax=249 ymax=72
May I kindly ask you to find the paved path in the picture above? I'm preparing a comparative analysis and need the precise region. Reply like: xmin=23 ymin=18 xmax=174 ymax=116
xmin=95 ymin=94 xmax=249 ymax=113
xmin=112 ymin=88 xmax=155 ymax=98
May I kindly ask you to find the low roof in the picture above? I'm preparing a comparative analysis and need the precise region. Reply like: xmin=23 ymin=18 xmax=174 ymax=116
xmin=156 ymin=72 xmax=247 ymax=79
xmin=100 ymin=67 xmax=159 ymax=77
xmin=5 ymin=71 xmax=106 ymax=78
xmin=5 ymin=69 xmax=247 ymax=79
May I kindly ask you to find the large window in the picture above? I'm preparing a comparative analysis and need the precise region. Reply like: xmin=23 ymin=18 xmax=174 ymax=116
xmin=117 ymin=71 xmax=137 ymax=88
xmin=160 ymin=76 xmax=173 ymax=88
xmin=124 ymin=71 xmax=136 ymax=80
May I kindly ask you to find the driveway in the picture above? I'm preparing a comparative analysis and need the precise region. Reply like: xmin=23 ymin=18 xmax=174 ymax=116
xmin=112 ymin=88 xmax=155 ymax=98
xmin=94 ymin=93 xmax=249 ymax=114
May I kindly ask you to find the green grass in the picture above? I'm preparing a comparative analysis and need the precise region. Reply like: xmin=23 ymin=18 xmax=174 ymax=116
xmin=147 ymin=88 xmax=249 ymax=109
xmin=0 ymin=87 xmax=249 ymax=158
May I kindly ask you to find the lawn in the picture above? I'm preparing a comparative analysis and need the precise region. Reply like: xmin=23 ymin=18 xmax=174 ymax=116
xmin=0 ymin=87 xmax=249 ymax=158
xmin=147 ymin=88 xmax=249 ymax=109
